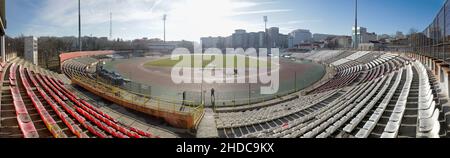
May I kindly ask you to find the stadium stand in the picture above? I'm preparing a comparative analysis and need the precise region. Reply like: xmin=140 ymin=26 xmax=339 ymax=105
xmin=0 ymin=57 xmax=159 ymax=138
xmin=216 ymin=51 xmax=450 ymax=138
xmin=2 ymin=50 xmax=450 ymax=138
xmin=331 ymin=51 xmax=371 ymax=66
xmin=60 ymin=51 xmax=114 ymax=63
xmin=305 ymin=50 xmax=344 ymax=62
xmin=324 ymin=51 xmax=355 ymax=64
xmin=291 ymin=50 xmax=346 ymax=63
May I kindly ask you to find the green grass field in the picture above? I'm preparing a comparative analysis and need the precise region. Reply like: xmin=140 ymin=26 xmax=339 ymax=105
xmin=144 ymin=54 xmax=274 ymax=68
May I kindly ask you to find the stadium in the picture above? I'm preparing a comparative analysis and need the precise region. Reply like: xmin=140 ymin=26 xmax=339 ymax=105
xmin=0 ymin=49 xmax=448 ymax=138
xmin=1 ymin=0 xmax=450 ymax=139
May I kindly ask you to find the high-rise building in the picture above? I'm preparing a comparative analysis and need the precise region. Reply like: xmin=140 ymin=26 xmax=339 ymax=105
xmin=268 ymin=27 xmax=280 ymax=48
xmin=201 ymin=37 xmax=221 ymax=49
xmin=200 ymin=28 xmax=288 ymax=50
xmin=288 ymin=29 xmax=312 ymax=48
xmin=201 ymin=36 xmax=228 ymax=51
xmin=258 ymin=31 xmax=266 ymax=48
xmin=24 ymin=36 xmax=39 ymax=65
xmin=248 ymin=32 xmax=259 ymax=49
xmin=279 ymin=34 xmax=289 ymax=49
xmin=352 ymin=27 xmax=377 ymax=46
xmin=225 ymin=36 xmax=233 ymax=48
xmin=232 ymin=29 xmax=248 ymax=49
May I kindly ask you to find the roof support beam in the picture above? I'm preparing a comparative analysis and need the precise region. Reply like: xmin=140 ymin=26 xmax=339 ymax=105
xmin=0 ymin=17 xmax=4 ymax=35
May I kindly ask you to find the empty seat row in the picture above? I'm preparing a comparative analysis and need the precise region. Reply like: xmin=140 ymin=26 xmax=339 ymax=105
xmin=380 ymin=64 xmax=413 ymax=138
xmin=414 ymin=61 xmax=440 ymax=138
xmin=48 ymin=76 xmax=118 ymax=123
xmin=26 ymin=67 xmax=90 ymax=138
xmin=331 ymin=51 xmax=371 ymax=66
xmin=343 ymin=73 xmax=396 ymax=134
xmin=353 ymin=69 xmax=404 ymax=138
xmin=229 ymin=53 xmax=449 ymax=138
xmin=1 ymin=57 xmax=164 ymax=138
xmin=216 ymin=90 xmax=337 ymax=129
xmin=306 ymin=50 xmax=344 ymax=62
xmin=9 ymin=63 xmax=39 ymax=138
xmin=61 ymin=59 xmax=157 ymax=138
xmin=249 ymin=75 xmax=382 ymax=138
xmin=308 ymin=75 xmax=390 ymax=138
xmin=36 ymin=72 xmax=112 ymax=138
xmin=325 ymin=51 xmax=355 ymax=64
xmin=310 ymin=52 xmax=393 ymax=94
xmin=19 ymin=66 xmax=68 ymax=138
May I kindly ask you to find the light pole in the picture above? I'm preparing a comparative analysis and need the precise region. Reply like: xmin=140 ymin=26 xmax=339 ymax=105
xmin=354 ymin=0 xmax=358 ymax=50
xmin=163 ymin=14 xmax=167 ymax=43
xmin=110 ymin=12 xmax=113 ymax=40
xmin=264 ymin=16 xmax=268 ymax=51
xmin=78 ymin=0 xmax=82 ymax=52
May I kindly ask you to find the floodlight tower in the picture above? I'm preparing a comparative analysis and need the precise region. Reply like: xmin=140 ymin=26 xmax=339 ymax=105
xmin=78 ymin=0 xmax=82 ymax=51
xmin=354 ymin=0 xmax=359 ymax=49
xmin=264 ymin=16 xmax=268 ymax=49
xmin=163 ymin=14 xmax=167 ymax=43
xmin=110 ymin=12 xmax=113 ymax=40
xmin=264 ymin=16 xmax=268 ymax=31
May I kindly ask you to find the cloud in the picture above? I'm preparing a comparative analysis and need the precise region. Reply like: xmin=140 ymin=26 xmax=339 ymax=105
xmin=231 ymin=0 xmax=277 ymax=9
xmin=23 ymin=0 xmax=292 ymax=41
xmin=150 ymin=0 xmax=165 ymax=13
xmin=231 ymin=9 xmax=292 ymax=16
xmin=24 ymin=0 xmax=166 ymax=37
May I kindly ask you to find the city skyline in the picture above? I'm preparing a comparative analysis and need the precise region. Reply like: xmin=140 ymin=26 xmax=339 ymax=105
xmin=5 ymin=0 xmax=447 ymax=42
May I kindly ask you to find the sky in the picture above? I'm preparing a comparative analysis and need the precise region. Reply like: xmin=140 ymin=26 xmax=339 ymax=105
xmin=4 ymin=0 xmax=447 ymax=42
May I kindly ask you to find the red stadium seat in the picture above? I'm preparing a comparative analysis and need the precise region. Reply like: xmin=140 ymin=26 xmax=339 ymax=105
xmin=31 ymin=62 xmax=158 ymax=138
xmin=24 ymin=68 xmax=88 ymax=138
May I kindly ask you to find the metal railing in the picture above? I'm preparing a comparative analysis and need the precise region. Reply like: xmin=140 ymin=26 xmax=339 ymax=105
xmin=71 ymin=74 xmax=204 ymax=122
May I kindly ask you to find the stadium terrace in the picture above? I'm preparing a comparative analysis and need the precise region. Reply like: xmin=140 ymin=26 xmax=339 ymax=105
xmin=1 ymin=0 xmax=450 ymax=140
